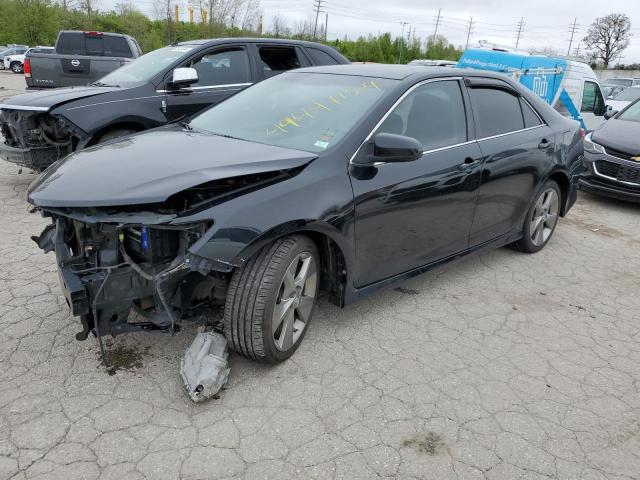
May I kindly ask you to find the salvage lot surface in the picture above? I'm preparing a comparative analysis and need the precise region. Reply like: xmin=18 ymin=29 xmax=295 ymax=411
xmin=1 ymin=89 xmax=640 ymax=480
xmin=0 ymin=71 xmax=27 ymax=101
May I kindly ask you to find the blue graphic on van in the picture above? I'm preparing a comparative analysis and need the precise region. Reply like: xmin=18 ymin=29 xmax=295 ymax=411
xmin=458 ymin=49 xmax=567 ymax=105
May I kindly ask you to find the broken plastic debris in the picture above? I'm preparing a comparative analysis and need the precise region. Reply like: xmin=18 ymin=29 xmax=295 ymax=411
xmin=180 ymin=328 xmax=230 ymax=402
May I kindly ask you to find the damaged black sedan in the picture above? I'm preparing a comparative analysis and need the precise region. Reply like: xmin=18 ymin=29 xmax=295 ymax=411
xmin=28 ymin=65 xmax=584 ymax=363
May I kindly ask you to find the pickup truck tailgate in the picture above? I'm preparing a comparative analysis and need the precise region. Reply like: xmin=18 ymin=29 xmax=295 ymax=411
xmin=27 ymin=53 xmax=130 ymax=89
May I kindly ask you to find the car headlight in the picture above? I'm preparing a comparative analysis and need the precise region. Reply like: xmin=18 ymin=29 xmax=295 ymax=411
xmin=584 ymin=133 xmax=605 ymax=155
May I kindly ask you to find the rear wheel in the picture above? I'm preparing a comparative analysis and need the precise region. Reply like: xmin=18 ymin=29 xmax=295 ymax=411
xmin=512 ymin=180 xmax=561 ymax=253
xmin=224 ymin=235 xmax=319 ymax=363
xmin=10 ymin=62 xmax=22 ymax=74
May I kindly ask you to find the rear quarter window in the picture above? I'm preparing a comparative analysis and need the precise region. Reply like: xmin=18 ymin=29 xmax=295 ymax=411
xmin=521 ymin=99 xmax=543 ymax=128
xmin=306 ymin=47 xmax=339 ymax=65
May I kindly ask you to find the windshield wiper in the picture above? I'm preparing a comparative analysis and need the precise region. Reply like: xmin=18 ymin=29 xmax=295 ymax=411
xmin=91 ymin=81 xmax=120 ymax=87
xmin=211 ymin=132 xmax=243 ymax=141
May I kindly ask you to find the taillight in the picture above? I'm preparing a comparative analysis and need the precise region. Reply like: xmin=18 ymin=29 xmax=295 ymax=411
xmin=579 ymin=128 xmax=585 ymax=141
xmin=23 ymin=58 xmax=31 ymax=77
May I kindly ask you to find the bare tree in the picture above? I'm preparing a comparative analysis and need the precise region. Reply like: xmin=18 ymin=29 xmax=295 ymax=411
xmin=79 ymin=0 xmax=98 ymax=16
xmin=293 ymin=16 xmax=314 ymax=38
xmin=240 ymin=0 xmax=261 ymax=31
xmin=271 ymin=12 xmax=291 ymax=38
xmin=58 ymin=0 xmax=76 ymax=10
xmin=583 ymin=13 xmax=632 ymax=68
xmin=116 ymin=2 xmax=138 ymax=15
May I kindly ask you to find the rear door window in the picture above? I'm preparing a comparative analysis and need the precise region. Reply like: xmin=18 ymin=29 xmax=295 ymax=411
xmin=187 ymin=48 xmax=251 ymax=87
xmin=469 ymin=88 xmax=525 ymax=138
xmin=306 ymin=47 xmax=340 ymax=65
xmin=258 ymin=46 xmax=301 ymax=78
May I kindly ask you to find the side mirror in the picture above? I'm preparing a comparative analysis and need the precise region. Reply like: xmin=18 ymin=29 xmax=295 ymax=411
xmin=169 ymin=67 xmax=198 ymax=88
xmin=357 ymin=133 xmax=423 ymax=165
xmin=604 ymin=109 xmax=618 ymax=120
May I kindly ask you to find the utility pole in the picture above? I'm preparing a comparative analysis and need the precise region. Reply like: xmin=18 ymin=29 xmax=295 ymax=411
xmin=465 ymin=16 xmax=474 ymax=50
xmin=325 ymin=12 xmax=328 ymax=41
xmin=432 ymin=8 xmax=441 ymax=44
xmin=574 ymin=42 xmax=581 ymax=57
xmin=312 ymin=0 xmax=325 ymax=40
xmin=567 ymin=18 xmax=578 ymax=56
xmin=166 ymin=0 xmax=172 ymax=43
xmin=398 ymin=21 xmax=409 ymax=63
xmin=515 ymin=17 xmax=524 ymax=49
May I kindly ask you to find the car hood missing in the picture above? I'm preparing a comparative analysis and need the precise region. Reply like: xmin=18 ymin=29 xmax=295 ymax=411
xmin=27 ymin=126 xmax=317 ymax=208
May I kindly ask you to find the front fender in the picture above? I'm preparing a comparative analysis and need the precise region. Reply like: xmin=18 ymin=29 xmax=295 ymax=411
xmin=176 ymin=157 xmax=356 ymax=275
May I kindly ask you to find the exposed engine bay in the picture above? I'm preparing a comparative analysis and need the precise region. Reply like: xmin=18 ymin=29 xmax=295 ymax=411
xmin=0 ymin=109 xmax=75 ymax=170
xmin=34 ymin=215 xmax=230 ymax=343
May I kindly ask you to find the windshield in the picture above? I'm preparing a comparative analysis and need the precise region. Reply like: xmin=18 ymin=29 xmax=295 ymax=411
xmin=618 ymin=99 xmax=640 ymax=122
xmin=95 ymin=45 xmax=195 ymax=87
xmin=607 ymin=79 xmax=633 ymax=87
xmin=612 ymin=87 xmax=640 ymax=102
xmin=190 ymin=72 xmax=395 ymax=153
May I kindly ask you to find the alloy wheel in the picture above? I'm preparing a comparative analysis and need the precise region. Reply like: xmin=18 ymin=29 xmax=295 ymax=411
xmin=272 ymin=252 xmax=317 ymax=352
xmin=530 ymin=188 xmax=559 ymax=247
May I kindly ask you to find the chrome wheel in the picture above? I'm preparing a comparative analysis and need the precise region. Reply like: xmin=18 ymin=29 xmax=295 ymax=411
xmin=530 ymin=188 xmax=559 ymax=247
xmin=272 ymin=252 xmax=317 ymax=352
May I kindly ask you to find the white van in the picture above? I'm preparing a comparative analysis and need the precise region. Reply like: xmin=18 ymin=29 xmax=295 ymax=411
xmin=458 ymin=48 xmax=608 ymax=131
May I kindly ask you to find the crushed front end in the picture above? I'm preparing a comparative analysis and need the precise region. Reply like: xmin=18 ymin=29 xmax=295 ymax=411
xmin=34 ymin=213 xmax=227 ymax=341
xmin=0 ymin=108 xmax=74 ymax=170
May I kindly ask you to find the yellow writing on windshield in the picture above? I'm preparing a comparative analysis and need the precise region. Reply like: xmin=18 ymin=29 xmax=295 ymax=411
xmin=266 ymin=81 xmax=381 ymax=137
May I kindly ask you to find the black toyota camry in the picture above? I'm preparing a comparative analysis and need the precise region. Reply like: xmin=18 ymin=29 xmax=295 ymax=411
xmin=580 ymin=98 xmax=640 ymax=202
xmin=28 ymin=65 xmax=584 ymax=363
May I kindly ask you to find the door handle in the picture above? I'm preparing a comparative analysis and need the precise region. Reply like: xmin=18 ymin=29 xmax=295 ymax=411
xmin=460 ymin=157 xmax=480 ymax=171
xmin=538 ymin=138 xmax=551 ymax=149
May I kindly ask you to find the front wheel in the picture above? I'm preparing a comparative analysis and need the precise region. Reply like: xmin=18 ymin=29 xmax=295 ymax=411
xmin=10 ymin=62 xmax=22 ymax=74
xmin=512 ymin=180 xmax=561 ymax=253
xmin=224 ymin=235 xmax=319 ymax=363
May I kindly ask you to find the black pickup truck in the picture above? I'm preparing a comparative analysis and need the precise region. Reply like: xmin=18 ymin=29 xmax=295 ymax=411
xmin=0 ymin=38 xmax=349 ymax=171
xmin=25 ymin=31 xmax=142 ymax=89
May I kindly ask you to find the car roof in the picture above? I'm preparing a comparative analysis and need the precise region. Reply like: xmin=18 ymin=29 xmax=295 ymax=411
xmin=291 ymin=64 xmax=512 ymax=81
xmin=176 ymin=37 xmax=337 ymax=49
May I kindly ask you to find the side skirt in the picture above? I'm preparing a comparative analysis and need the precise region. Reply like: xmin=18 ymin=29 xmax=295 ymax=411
xmin=343 ymin=230 xmax=522 ymax=304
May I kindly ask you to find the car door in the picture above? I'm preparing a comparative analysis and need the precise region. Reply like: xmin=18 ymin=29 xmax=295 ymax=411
xmin=163 ymin=45 xmax=254 ymax=120
xmin=350 ymin=78 xmax=484 ymax=287
xmin=464 ymin=78 xmax=556 ymax=247
xmin=580 ymin=80 xmax=607 ymax=131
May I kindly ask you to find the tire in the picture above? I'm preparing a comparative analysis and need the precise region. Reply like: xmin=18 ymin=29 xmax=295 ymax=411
xmin=10 ymin=62 xmax=22 ymax=74
xmin=224 ymin=235 xmax=320 ymax=363
xmin=95 ymin=128 xmax=137 ymax=144
xmin=512 ymin=179 xmax=561 ymax=253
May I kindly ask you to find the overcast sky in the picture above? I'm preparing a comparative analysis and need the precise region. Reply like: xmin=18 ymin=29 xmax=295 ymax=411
xmin=123 ymin=0 xmax=640 ymax=63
